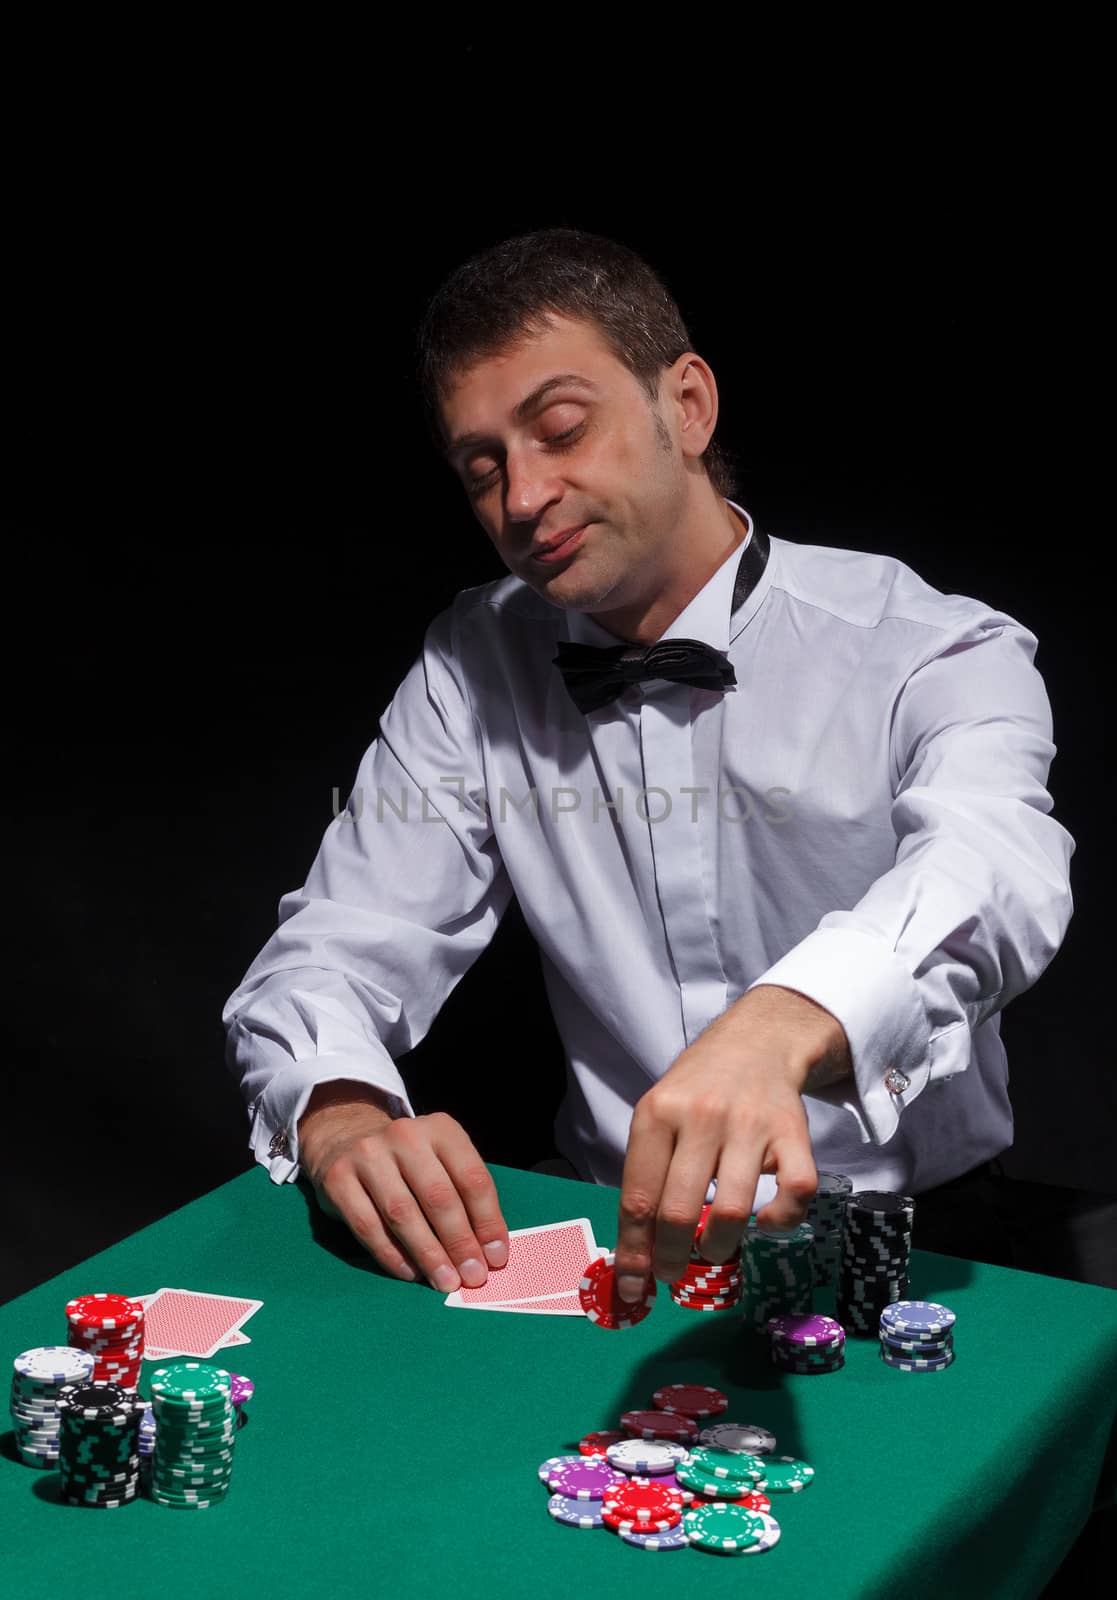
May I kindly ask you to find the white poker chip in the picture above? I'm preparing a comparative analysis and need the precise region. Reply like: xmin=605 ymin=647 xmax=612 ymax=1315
xmin=606 ymin=1439 xmax=686 ymax=1474
xmin=699 ymin=1422 xmax=777 ymax=1455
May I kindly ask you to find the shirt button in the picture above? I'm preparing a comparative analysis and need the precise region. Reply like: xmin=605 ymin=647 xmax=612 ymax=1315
xmin=269 ymin=1128 xmax=290 ymax=1158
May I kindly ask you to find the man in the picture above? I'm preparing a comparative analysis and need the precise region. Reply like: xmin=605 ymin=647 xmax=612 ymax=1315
xmin=222 ymin=227 xmax=1074 ymax=1304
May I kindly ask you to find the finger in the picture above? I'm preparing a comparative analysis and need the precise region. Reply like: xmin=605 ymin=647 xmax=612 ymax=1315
xmin=389 ymin=1121 xmax=502 ymax=1291
xmin=429 ymin=1113 xmax=511 ymax=1270
xmin=651 ymin=1125 xmax=724 ymax=1284
xmin=324 ymin=1164 xmax=420 ymax=1281
xmin=614 ymin=1109 xmax=675 ymax=1301
xmin=754 ymin=1132 xmax=818 ymax=1233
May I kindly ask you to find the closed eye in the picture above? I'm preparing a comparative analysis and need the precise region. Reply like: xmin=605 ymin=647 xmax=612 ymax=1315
xmin=466 ymin=426 xmax=583 ymax=499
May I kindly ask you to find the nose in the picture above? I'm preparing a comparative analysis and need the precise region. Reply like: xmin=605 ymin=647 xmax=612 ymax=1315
xmin=502 ymin=443 xmax=561 ymax=523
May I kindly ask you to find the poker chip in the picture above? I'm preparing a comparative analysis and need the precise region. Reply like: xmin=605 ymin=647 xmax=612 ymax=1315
xmin=741 ymin=1221 xmax=814 ymax=1331
xmin=9 ymin=1346 xmax=96 ymax=1467
xmin=879 ymin=1300 xmax=957 ymax=1338
xmin=880 ymin=1347 xmax=956 ymax=1373
xmin=544 ymin=1456 xmax=627 ymax=1499
xmin=738 ymin=1509 xmax=782 ymax=1552
xmin=602 ymin=1479 xmax=684 ymax=1526
xmin=64 ymin=1293 xmax=145 ymax=1389
xmin=768 ymin=1313 xmax=844 ymax=1348
xmin=55 ymin=1381 xmax=145 ymax=1508
xmin=756 ymin=1454 xmax=814 ymax=1492
xmin=653 ymin=1383 xmax=728 ymax=1418
xmin=808 ymin=1172 xmax=852 ymax=1285
xmin=619 ymin=1523 xmax=690 ymax=1550
xmin=578 ymin=1253 xmax=657 ymax=1330
xmin=620 ymin=1409 xmax=698 ymax=1443
xmin=606 ymin=1439 xmax=686 ymax=1475
xmin=684 ymin=1445 xmax=766 ymax=1484
xmin=698 ymin=1421 xmax=776 ymax=1455
xmin=578 ymin=1430 xmax=625 ymax=1457
xmin=675 ymin=1456 xmax=767 ymax=1498
xmin=538 ymin=1454 xmax=585 ymax=1484
xmin=149 ymin=1361 xmax=236 ymax=1508
xmin=547 ymin=1493 xmax=605 ymax=1528
xmin=682 ymin=1501 xmax=767 ymax=1553
xmin=835 ymin=1191 xmax=914 ymax=1336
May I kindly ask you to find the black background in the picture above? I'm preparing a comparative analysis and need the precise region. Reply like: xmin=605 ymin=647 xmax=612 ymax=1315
xmin=3 ymin=43 xmax=1109 ymax=1309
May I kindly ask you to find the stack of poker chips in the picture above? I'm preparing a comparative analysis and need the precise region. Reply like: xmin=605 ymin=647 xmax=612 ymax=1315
xmin=834 ymin=1190 xmax=914 ymax=1335
xmin=767 ymin=1312 xmax=846 ymax=1374
xmin=539 ymin=1382 xmax=805 ymax=1554
xmin=807 ymin=1172 xmax=852 ymax=1285
xmin=878 ymin=1300 xmax=956 ymax=1372
xmin=149 ymin=1360 xmax=237 ymax=1509
xmin=668 ymin=1203 xmax=743 ymax=1311
xmin=65 ymin=1292 xmax=145 ymax=1388
xmin=56 ymin=1379 xmax=144 ymax=1508
xmin=740 ymin=1220 xmax=814 ymax=1332
xmin=9 ymin=1346 xmax=95 ymax=1467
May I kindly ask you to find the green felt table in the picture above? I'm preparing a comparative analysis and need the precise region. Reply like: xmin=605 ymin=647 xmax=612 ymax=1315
xmin=2 ymin=1163 xmax=1116 ymax=1599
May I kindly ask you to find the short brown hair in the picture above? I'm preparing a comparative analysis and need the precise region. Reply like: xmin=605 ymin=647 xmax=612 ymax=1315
xmin=414 ymin=226 xmax=740 ymax=501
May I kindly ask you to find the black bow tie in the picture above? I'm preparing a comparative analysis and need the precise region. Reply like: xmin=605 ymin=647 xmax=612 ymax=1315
xmin=552 ymin=523 xmax=770 ymax=715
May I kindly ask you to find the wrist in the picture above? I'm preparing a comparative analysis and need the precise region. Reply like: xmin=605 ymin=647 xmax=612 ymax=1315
xmin=298 ymin=1080 xmax=395 ymax=1169
xmin=730 ymin=984 xmax=851 ymax=1092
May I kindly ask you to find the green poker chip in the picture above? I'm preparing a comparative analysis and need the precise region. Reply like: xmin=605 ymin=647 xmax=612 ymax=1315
xmin=675 ymin=1457 xmax=767 ymax=1498
xmin=149 ymin=1363 xmax=233 ymax=1405
xmin=683 ymin=1445 xmax=766 ymax=1484
xmin=758 ymin=1454 xmax=815 ymax=1492
xmin=683 ymin=1502 xmax=767 ymax=1553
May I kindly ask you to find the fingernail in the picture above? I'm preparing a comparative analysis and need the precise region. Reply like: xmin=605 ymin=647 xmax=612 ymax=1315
xmin=432 ymin=1264 xmax=459 ymax=1293
xmin=617 ymin=1274 xmax=646 ymax=1302
xmin=458 ymin=1258 xmax=487 ymax=1287
xmin=483 ymin=1239 xmax=508 ymax=1267
xmin=397 ymin=1263 xmax=417 ymax=1281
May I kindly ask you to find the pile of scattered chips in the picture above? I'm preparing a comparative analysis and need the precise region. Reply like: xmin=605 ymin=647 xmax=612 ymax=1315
xmin=669 ymin=1203 xmax=742 ymax=1311
xmin=56 ymin=1379 xmax=144 ymax=1508
xmin=835 ymin=1191 xmax=914 ymax=1334
xmin=9 ymin=1346 xmax=95 ymax=1467
xmin=149 ymin=1361 xmax=237 ymax=1509
xmin=540 ymin=1382 xmax=814 ymax=1554
xmin=65 ymin=1293 xmax=145 ymax=1388
xmin=879 ymin=1300 xmax=956 ymax=1371
xmin=741 ymin=1220 xmax=814 ymax=1331
xmin=768 ymin=1312 xmax=847 ymax=1374
xmin=807 ymin=1172 xmax=852 ymax=1285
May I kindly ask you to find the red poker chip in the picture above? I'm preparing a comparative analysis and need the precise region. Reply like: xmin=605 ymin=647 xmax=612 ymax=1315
xmin=602 ymin=1481 xmax=683 ymax=1530
xmin=65 ymin=1294 xmax=144 ymax=1330
xmin=604 ymin=1472 xmax=681 ymax=1510
xmin=620 ymin=1409 xmax=698 ymax=1443
xmin=671 ymin=1288 xmax=740 ymax=1306
xmin=578 ymin=1254 xmax=657 ymax=1330
xmin=578 ymin=1430 xmax=626 ymax=1457
xmin=674 ymin=1274 xmax=742 ymax=1293
xmin=652 ymin=1383 xmax=729 ymax=1418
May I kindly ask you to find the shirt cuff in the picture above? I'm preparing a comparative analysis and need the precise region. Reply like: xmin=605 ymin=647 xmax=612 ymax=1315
xmin=248 ymin=1054 xmax=416 ymax=1184
xmin=745 ymin=927 xmax=932 ymax=1144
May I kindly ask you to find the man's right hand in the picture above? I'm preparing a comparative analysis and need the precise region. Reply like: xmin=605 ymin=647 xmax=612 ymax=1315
xmin=296 ymin=1080 xmax=510 ymax=1292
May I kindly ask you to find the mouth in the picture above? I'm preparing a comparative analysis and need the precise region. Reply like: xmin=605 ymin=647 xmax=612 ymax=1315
xmin=531 ymin=523 xmax=590 ymax=564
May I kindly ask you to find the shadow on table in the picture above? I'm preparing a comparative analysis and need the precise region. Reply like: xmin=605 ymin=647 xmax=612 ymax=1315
xmin=294 ymin=1174 xmax=421 ymax=1281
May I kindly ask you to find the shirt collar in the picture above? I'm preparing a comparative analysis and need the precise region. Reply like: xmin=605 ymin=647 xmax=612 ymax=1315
xmin=564 ymin=500 xmax=754 ymax=649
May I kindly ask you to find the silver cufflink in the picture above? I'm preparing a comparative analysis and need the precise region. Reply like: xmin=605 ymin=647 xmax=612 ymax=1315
xmin=269 ymin=1129 xmax=290 ymax=1157
xmin=884 ymin=1068 xmax=911 ymax=1095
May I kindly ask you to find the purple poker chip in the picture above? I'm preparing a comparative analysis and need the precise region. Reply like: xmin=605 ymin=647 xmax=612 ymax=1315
xmin=228 ymin=1373 xmax=254 ymax=1407
xmin=619 ymin=1522 xmax=690 ymax=1550
xmin=767 ymin=1313 xmax=844 ymax=1348
xmin=547 ymin=1493 xmax=606 ymax=1528
xmin=545 ymin=1456 xmax=628 ymax=1500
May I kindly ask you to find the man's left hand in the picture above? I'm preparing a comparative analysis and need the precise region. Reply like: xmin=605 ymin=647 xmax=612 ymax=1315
xmin=613 ymin=985 xmax=851 ymax=1301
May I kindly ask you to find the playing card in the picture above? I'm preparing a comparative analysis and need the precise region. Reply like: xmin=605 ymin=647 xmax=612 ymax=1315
xmin=129 ymin=1288 xmax=263 ymax=1359
xmin=445 ymin=1223 xmax=601 ymax=1311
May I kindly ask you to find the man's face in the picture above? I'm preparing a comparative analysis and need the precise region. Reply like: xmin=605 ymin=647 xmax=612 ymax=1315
xmin=438 ymin=313 xmax=693 ymax=615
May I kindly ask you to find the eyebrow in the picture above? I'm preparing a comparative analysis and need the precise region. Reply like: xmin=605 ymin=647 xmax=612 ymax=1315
xmin=443 ymin=373 xmax=599 ymax=459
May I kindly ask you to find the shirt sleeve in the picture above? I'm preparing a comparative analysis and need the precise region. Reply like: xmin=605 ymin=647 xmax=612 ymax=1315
xmin=745 ymin=610 xmax=1075 ymax=1145
xmin=221 ymin=597 xmax=514 ymax=1183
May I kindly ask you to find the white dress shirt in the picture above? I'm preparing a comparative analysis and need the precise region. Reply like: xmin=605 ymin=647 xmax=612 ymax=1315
xmin=222 ymin=502 xmax=1074 ymax=1204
